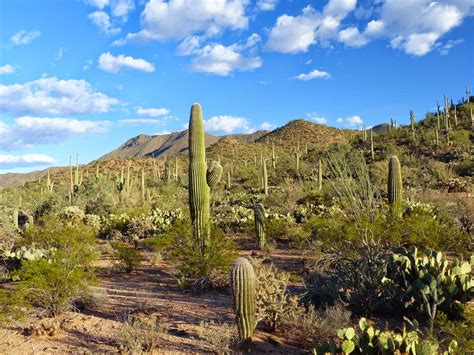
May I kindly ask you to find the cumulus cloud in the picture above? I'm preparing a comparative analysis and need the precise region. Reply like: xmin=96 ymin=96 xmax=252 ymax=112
xmin=256 ymin=0 xmax=278 ymax=11
xmin=98 ymin=52 xmax=155 ymax=73
xmin=114 ymin=0 xmax=249 ymax=45
xmin=10 ymin=30 xmax=41 ymax=46
xmin=179 ymin=34 xmax=262 ymax=76
xmin=85 ymin=0 xmax=109 ymax=9
xmin=0 ymin=64 xmax=15 ymax=75
xmin=0 ymin=76 xmax=118 ymax=116
xmin=89 ymin=11 xmax=121 ymax=35
xmin=0 ymin=117 xmax=111 ymax=150
xmin=136 ymin=107 xmax=170 ymax=116
xmin=0 ymin=154 xmax=56 ymax=169
xmin=265 ymin=0 xmax=473 ymax=56
xmin=295 ymin=69 xmax=331 ymax=81
xmin=437 ymin=38 xmax=464 ymax=55
xmin=204 ymin=115 xmax=253 ymax=133
xmin=110 ymin=0 xmax=135 ymax=19
xmin=337 ymin=115 xmax=363 ymax=127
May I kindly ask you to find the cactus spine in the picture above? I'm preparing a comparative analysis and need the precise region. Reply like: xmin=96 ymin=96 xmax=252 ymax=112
xmin=188 ymin=103 xmax=211 ymax=256
xmin=388 ymin=156 xmax=403 ymax=212
xmin=254 ymin=203 xmax=266 ymax=249
xmin=231 ymin=258 xmax=256 ymax=348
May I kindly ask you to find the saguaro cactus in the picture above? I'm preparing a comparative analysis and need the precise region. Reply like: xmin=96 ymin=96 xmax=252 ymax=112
xmin=46 ymin=170 xmax=54 ymax=193
xmin=226 ymin=171 xmax=231 ymax=190
xmin=271 ymin=142 xmax=277 ymax=169
xmin=318 ymin=158 xmax=323 ymax=191
xmin=410 ymin=110 xmax=415 ymax=139
xmin=188 ymin=103 xmax=211 ymax=256
xmin=141 ymin=168 xmax=146 ymax=201
xmin=262 ymin=159 xmax=268 ymax=195
xmin=231 ymin=257 xmax=256 ymax=348
xmin=388 ymin=155 xmax=403 ymax=211
xmin=370 ymin=128 xmax=374 ymax=160
xmin=254 ymin=203 xmax=266 ymax=249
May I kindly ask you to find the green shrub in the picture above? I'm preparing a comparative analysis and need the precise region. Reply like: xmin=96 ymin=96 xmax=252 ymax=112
xmin=10 ymin=216 xmax=98 ymax=317
xmin=147 ymin=219 xmax=237 ymax=292
xmin=111 ymin=242 xmax=143 ymax=273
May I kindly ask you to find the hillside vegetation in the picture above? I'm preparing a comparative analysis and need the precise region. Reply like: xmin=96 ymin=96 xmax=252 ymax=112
xmin=0 ymin=97 xmax=472 ymax=353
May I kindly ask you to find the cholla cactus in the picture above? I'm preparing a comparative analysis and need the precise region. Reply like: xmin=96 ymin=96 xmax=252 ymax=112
xmin=254 ymin=203 xmax=266 ymax=249
xmin=231 ymin=257 xmax=256 ymax=348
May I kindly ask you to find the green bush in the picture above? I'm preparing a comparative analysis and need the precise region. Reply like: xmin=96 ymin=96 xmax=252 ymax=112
xmin=9 ymin=216 xmax=98 ymax=317
xmin=147 ymin=219 xmax=237 ymax=292
xmin=111 ymin=242 xmax=143 ymax=273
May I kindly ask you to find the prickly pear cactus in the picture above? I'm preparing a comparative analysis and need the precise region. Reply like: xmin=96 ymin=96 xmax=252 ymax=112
xmin=231 ymin=257 xmax=256 ymax=348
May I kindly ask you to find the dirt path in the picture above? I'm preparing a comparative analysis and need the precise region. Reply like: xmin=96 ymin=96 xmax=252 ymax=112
xmin=0 ymin=245 xmax=307 ymax=353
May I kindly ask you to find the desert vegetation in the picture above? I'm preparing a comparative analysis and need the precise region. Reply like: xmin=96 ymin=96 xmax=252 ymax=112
xmin=0 ymin=95 xmax=473 ymax=353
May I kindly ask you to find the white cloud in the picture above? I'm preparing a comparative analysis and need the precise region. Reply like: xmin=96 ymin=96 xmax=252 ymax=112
xmin=0 ymin=64 xmax=15 ymax=75
xmin=0 ymin=76 xmax=118 ymax=116
xmin=0 ymin=117 xmax=111 ymax=150
xmin=85 ymin=0 xmax=109 ymax=9
xmin=204 ymin=115 xmax=252 ymax=133
xmin=390 ymin=32 xmax=438 ymax=56
xmin=119 ymin=118 xmax=163 ymax=124
xmin=115 ymin=0 xmax=249 ymax=45
xmin=10 ymin=30 xmax=41 ymax=46
xmin=176 ymin=36 xmax=202 ymax=56
xmin=190 ymin=42 xmax=262 ymax=76
xmin=136 ymin=107 xmax=170 ymax=116
xmin=437 ymin=38 xmax=463 ymax=55
xmin=337 ymin=115 xmax=363 ymax=127
xmin=0 ymin=154 xmax=56 ymax=169
xmin=338 ymin=27 xmax=369 ymax=47
xmin=260 ymin=122 xmax=276 ymax=131
xmin=55 ymin=47 xmax=66 ymax=61
xmin=98 ymin=52 xmax=155 ymax=73
xmin=89 ymin=11 xmax=121 ymax=35
xmin=295 ymin=69 xmax=331 ymax=81
xmin=110 ymin=0 xmax=135 ymax=19
xmin=83 ymin=59 xmax=93 ymax=71
xmin=265 ymin=6 xmax=318 ymax=53
xmin=256 ymin=0 xmax=277 ymax=11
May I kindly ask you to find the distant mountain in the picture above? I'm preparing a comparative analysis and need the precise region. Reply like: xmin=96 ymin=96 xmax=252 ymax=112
xmin=257 ymin=119 xmax=354 ymax=148
xmin=371 ymin=123 xmax=391 ymax=134
xmin=98 ymin=129 xmax=268 ymax=161
xmin=0 ymin=166 xmax=65 ymax=187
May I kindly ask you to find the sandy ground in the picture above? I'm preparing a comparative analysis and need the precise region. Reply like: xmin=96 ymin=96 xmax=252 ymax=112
xmin=0 ymin=238 xmax=307 ymax=354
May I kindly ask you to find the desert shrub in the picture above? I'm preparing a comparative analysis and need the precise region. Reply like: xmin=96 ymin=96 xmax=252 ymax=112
xmin=285 ymin=304 xmax=352 ymax=348
xmin=434 ymin=309 xmax=474 ymax=353
xmin=147 ymin=219 xmax=238 ymax=292
xmin=0 ymin=288 xmax=28 ymax=325
xmin=83 ymin=213 xmax=101 ymax=231
xmin=10 ymin=216 xmax=97 ymax=317
xmin=303 ymin=235 xmax=390 ymax=315
xmin=119 ymin=316 xmax=167 ymax=353
xmin=60 ymin=205 xmax=85 ymax=220
xmin=111 ymin=242 xmax=142 ymax=273
xmin=198 ymin=321 xmax=237 ymax=353
xmin=125 ymin=218 xmax=154 ymax=241
xmin=265 ymin=217 xmax=290 ymax=240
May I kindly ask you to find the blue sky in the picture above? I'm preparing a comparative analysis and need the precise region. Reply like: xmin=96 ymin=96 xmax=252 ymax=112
xmin=1 ymin=0 xmax=473 ymax=173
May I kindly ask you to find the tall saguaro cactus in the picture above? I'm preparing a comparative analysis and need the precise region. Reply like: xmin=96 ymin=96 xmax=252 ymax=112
xmin=388 ymin=156 xmax=403 ymax=213
xmin=254 ymin=203 xmax=266 ymax=249
xmin=262 ymin=159 xmax=268 ymax=195
xmin=318 ymin=158 xmax=323 ymax=191
xmin=370 ymin=128 xmax=374 ymax=160
xmin=188 ymin=103 xmax=211 ymax=256
xmin=271 ymin=141 xmax=277 ymax=169
xmin=410 ymin=110 xmax=415 ymax=139
xmin=231 ymin=257 xmax=256 ymax=349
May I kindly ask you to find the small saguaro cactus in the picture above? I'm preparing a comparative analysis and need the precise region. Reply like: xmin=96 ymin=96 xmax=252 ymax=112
xmin=254 ymin=203 xmax=266 ymax=249
xmin=188 ymin=103 xmax=211 ymax=256
xmin=206 ymin=160 xmax=223 ymax=188
xmin=370 ymin=128 xmax=374 ymax=160
xmin=73 ymin=154 xmax=82 ymax=193
xmin=262 ymin=159 xmax=268 ymax=195
xmin=226 ymin=171 xmax=231 ymax=190
xmin=318 ymin=158 xmax=323 ymax=191
xmin=116 ymin=167 xmax=125 ymax=196
xmin=410 ymin=110 xmax=415 ymax=139
xmin=175 ymin=156 xmax=179 ymax=180
xmin=46 ymin=170 xmax=54 ymax=193
xmin=271 ymin=141 xmax=277 ymax=169
xmin=388 ymin=155 xmax=403 ymax=211
xmin=95 ymin=164 xmax=100 ymax=179
xmin=295 ymin=143 xmax=302 ymax=172
xmin=141 ymin=168 xmax=146 ymax=201
xmin=436 ymin=100 xmax=441 ymax=129
xmin=231 ymin=257 xmax=256 ymax=349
